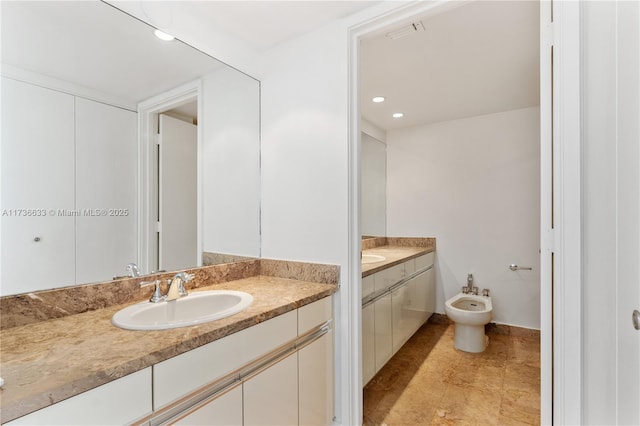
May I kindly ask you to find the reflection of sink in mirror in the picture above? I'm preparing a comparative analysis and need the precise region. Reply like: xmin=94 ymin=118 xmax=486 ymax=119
xmin=362 ymin=254 xmax=386 ymax=264
xmin=112 ymin=290 xmax=253 ymax=331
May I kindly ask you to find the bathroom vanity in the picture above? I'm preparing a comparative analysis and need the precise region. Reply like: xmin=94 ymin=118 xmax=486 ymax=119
xmin=361 ymin=238 xmax=435 ymax=386
xmin=0 ymin=260 xmax=337 ymax=425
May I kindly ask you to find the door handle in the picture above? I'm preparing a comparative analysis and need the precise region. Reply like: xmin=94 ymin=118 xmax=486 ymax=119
xmin=633 ymin=310 xmax=640 ymax=331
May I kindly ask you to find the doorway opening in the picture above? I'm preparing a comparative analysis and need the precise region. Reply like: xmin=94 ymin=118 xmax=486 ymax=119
xmin=138 ymin=81 xmax=203 ymax=274
xmin=348 ymin=1 xmax=550 ymax=424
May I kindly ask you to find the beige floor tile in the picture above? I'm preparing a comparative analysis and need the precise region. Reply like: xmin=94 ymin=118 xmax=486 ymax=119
xmin=363 ymin=321 xmax=540 ymax=426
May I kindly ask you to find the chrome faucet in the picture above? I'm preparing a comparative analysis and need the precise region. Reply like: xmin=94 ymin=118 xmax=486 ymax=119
xmin=165 ymin=272 xmax=194 ymax=301
xmin=466 ymin=273 xmax=473 ymax=292
xmin=126 ymin=263 xmax=141 ymax=278
xmin=139 ymin=272 xmax=195 ymax=303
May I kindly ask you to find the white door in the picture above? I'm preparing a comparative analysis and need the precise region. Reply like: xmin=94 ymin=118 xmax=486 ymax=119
xmin=75 ymin=97 xmax=137 ymax=284
xmin=1 ymin=78 xmax=75 ymax=294
xmin=616 ymin=1 xmax=639 ymax=423
xmin=158 ymin=114 xmax=197 ymax=272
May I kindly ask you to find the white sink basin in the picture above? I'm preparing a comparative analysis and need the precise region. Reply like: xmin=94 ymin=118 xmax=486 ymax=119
xmin=112 ymin=290 xmax=253 ymax=331
xmin=362 ymin=254 xmax=386 ymax=264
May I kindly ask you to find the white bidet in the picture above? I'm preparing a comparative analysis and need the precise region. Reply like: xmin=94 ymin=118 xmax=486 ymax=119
xmin=444 ymin=292 xmax=493 ymax=353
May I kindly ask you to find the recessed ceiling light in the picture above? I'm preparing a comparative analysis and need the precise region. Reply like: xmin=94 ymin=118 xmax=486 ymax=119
xmin=372 ymin=96 xmax=385 ymax=103
xmin=393 ymin=113 xmax=404 ymax=118
xmin=154 ymin=29 xmax=175 ymax=41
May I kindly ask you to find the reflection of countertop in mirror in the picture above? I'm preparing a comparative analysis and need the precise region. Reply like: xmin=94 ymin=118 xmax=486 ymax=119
xmin=361 ymin=237 xmax=436 ymax=277
xmin=0 ymin=261 xmax=338 ymax=423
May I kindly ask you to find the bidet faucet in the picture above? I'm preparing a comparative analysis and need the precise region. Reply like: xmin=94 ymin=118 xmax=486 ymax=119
xmin=466 ymin=273 xmax=473 ymax=292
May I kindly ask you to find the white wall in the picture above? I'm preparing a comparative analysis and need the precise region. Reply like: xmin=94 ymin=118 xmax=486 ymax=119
xmin=361 ymin=133 xmax=386 ymax=236
xmin=202 ymin=68 xmax=260 ymax=257
xmin=386 ymin=106 xmax=540 ymax=329
xmin=258 ymin=20 xmax=351 ymax=422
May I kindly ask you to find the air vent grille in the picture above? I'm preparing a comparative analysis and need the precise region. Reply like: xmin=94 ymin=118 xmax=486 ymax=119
xmin=385 ymin=21 xmax=425 ymax=40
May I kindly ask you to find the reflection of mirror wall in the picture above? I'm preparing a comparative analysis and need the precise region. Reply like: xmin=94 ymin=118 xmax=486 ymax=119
xmin=361 ymin=130 xmax=387 ymax=237
xmin=0 ymin=1 xmax=260 ymax=296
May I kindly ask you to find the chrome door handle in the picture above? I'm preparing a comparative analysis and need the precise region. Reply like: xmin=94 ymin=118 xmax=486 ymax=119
xmin=633 ymin=310 xmax=640 ymax=331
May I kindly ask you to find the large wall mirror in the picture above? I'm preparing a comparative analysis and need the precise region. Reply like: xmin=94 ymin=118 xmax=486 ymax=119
xmin=0 ymin=1 xmax=261 ymax=296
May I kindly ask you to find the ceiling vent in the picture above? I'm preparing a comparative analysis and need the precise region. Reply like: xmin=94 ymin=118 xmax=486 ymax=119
xmin=385 ymin=21 xmax=425 ymax=40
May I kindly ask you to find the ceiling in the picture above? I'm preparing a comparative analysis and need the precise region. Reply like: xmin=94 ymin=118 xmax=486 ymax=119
xmin=360 ymin=1 xmax=540 ymax=131
xmin=179 ymin=1 xmax=381 ymax=52
xmin=1 ymin=1 xmax=226 ymax=107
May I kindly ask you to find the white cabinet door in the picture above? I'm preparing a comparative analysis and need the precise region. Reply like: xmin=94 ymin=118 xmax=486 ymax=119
xmin=362 ymin=303 xmax=376 ymax=386
xmin=1 ymin=77 xmax=75 ymax=294
xmin=374 ymin=293 xmax=393 ymax=372
xmin=243 ymin=353 xmax=298 ymax=426
xmin=7 ymin=368 xmax=152 ymax=425
xmin=411 ymin=270 xmax=430 ymax=326
xmin=75 ymin=97 xmax=137 ymax=284
xmin=424 ymin=267 xmax=436 ymax=319
xmin=299 ymin=331 xmax=334 ymax=425
xmin=392 ymin=281 xmax=412 ymax=353
xmin=173 ymin=385 xmax=242 ymax=426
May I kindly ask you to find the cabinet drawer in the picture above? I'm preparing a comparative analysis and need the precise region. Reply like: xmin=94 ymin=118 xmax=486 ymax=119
xmin=404 ymin=258 xmax=417 ymax=275
xmin=374 ymin=263 xmax=405 ymax=292
xmin=298 ymin=296 xmax=332 ymax=335
xmin=415 ymin=252 xmax=435 ymax=270
xmin=153 ymin=310 xmax=297 ymax=409
xmin=362 ymin=275 xmax=375 ymax=298
xmin=7 ymin=368 xmax=152 ymax=426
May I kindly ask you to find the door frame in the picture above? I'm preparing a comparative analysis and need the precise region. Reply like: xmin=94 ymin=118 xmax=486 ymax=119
xmin=347 ymin=1 xmax=582 ymax=424
xmin=137 ymin=80 xmax=203 ymax=274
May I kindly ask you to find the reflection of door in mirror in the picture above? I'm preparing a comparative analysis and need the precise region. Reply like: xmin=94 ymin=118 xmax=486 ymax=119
xmin=158 ymin=112 xmax=197 ymax=271
xmin=1 ymin=77 xmax=137 ymax=295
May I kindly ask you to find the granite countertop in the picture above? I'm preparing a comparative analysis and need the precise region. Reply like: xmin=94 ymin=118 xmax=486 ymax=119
xmin=362 ymin=245 xmax=435 ymax=277
xmin=0 ymin=276 xmax=337 ymax=423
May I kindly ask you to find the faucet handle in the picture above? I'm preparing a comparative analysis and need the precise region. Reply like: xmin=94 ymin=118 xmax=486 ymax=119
xmin=461 ymin=286 xmax=470 ymax=294
xmin=140 ymin=279 xmax=165 ymax=303
xmin=482 ymin=288 xmax=490 ymax=297
xmin=472 ymin=286 xmax=479 ymax=295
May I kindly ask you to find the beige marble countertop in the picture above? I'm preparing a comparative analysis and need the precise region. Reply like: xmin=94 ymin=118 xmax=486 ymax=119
xmin=362 ymin=245 xmax=435 ymax=277
xmin=0 ymin=276 xmax=337 ymax=423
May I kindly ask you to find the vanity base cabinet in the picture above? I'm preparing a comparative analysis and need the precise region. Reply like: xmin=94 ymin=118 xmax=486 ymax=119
xmin=299 ymin=330 xmax=334 ymax=425
xmin=149 ymin=297 xmax=333 ymax=426
xmin=362 ymin=303 xmax=376 ymax=386
xmin=243 ymin=353 xmax=299 ymax=426
xmin=6 ymin=368 xmax=152 ymax=426
xmin=363 ymin=252 xmax=436 ymax=386
xmin=172 ymin=385 xmax=243 ymax=426
xmin=373 ymin=294 xmax=393 ymax=372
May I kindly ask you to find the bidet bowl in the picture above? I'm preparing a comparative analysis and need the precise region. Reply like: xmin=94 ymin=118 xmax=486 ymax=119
xmin=444 ymin=293 xmax=493 ymax=325
xmin=112 ymin=290 xmax=253 ymax=331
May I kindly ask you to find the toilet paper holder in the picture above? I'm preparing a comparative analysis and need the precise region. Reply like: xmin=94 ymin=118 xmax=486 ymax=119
xmin=509 ymin=264 xmax=532 ymax=271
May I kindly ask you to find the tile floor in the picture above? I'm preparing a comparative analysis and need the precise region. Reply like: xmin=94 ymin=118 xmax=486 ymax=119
xmin=363 ymin=317 xmax=540 ymax=425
